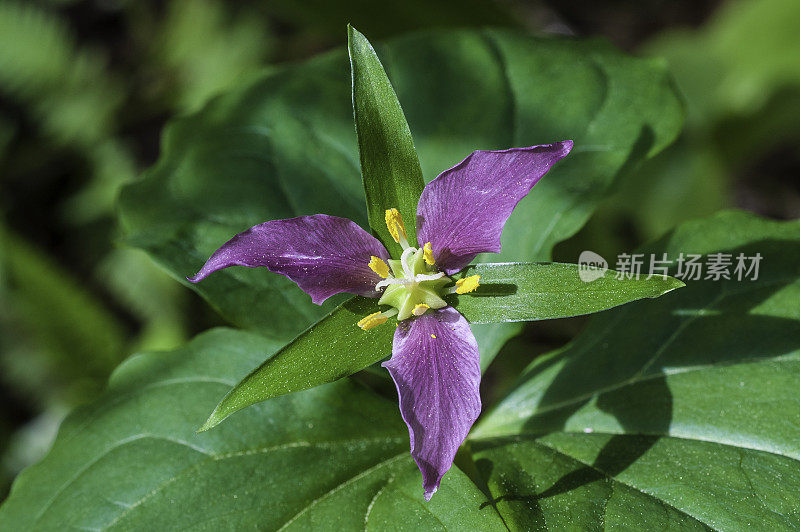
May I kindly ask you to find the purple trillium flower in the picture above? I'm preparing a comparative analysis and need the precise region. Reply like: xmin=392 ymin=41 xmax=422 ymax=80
xmin=189 ymin=141 xmax=573 ymax=500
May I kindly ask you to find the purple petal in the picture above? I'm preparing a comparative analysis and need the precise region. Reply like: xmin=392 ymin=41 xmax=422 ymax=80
xmin=417 ymin=141 xmax=573 ymax=274
xmin=188 ymin=214 xmax=389 ymax=304
xmin=383 ymin=307 xmax=481 ymax=500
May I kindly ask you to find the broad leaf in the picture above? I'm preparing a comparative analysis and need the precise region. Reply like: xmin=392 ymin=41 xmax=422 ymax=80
xmin=451 ymin=262 xmax=684 ymax=324
xmin=469 ymin=211 xmax=800 ymax=529
xmin=349 ymin=25 xmax=425 ymax=253
xmin=0 ymin=329 xmax=504 ymax=530
xmin=118 ymin=29 xmax=682 ymax=343
xmin=200 ymin=297 xmax=393 ymax=430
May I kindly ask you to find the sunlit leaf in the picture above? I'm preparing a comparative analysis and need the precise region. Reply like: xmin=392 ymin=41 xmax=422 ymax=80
xmin=451 ymin=262 xmax=683 ymax=324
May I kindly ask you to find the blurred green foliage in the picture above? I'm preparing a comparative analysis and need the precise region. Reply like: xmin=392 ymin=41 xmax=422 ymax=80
xmin=0 ymin=0 xmax=797 ymax=503
xmin=556 ymin=0 xmax=800 ymax=262
xmin=137 ymin=0 xmax=274 ymax=112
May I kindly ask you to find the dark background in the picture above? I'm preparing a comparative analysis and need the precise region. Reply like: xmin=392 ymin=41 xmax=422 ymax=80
xmin=1 ymin=0 xmax=798 ymax=500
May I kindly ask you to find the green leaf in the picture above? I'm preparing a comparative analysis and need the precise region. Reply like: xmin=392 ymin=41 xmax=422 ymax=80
xmin=200 ymin=297 xmax=393 ymax=431
xmin=119 ymin=29 xmax=682 ymax=344
xmin=348 ymin=25 xmax=425 ymax=253
xmin=468 ymin=211 xmax=800 ymax=529
xmin=0 ymin=329 xmax=504 ymax=530
xmin=451 ymin=262 xmax=683 ymax=324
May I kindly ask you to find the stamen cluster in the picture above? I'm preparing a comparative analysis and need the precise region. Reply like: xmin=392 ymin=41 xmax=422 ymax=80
xmin=358 ymin=208 xmax=480 ymax=329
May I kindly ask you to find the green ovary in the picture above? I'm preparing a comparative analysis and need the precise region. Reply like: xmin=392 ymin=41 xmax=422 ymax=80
xmin=378 ymin=248 xmax=450 ymax=320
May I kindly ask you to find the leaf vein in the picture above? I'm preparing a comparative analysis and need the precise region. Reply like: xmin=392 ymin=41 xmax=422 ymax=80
xmin=277 ymin=452 xmax=407 ymax=531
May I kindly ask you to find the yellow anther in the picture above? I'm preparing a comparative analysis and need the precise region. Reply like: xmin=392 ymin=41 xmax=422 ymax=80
xmin=368 ymin=256 xmax=391 ymax=278
xmin=412 ymin=303 xmax=430 ymax=317
xmin=455 ymin=275 xmax=480 ymax=295
xmin=431 ymin=334 xmax=437 ymax=339
xmin=357 ymin=311 xmax=388 ymax=330
xmin=422 ymin=242 xmax=435 ymax=265
xmin=385 ymin=208 xmax=407 ymax=244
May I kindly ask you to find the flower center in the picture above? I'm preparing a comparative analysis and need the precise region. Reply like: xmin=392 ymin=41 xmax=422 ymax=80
xmin=375 ymin=245 xmax=451 ymax=320
xmin=357 ymin=208 xmax=481 ymax=330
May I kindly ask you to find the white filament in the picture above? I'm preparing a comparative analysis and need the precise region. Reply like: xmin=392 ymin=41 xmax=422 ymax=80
xmin=375 ymin=277 xmax=407 ymax=291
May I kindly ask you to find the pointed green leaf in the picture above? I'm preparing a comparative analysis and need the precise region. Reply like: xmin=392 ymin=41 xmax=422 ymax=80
xmin=451 ymin=262 xmax=684 ymax=324
xmin=348 ymin=25 xmax=425 ymax=253
xmin=200 ymin=297 xmax=393 ymax=431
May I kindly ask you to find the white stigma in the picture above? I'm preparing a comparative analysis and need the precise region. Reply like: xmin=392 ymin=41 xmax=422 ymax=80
xmin=400 ymin=247 xmax=417 ymax=278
